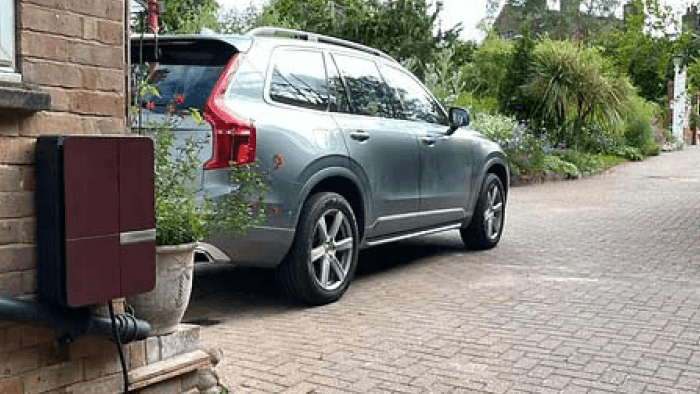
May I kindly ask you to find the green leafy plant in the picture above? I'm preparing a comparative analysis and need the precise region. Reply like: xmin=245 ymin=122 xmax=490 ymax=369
xmin=133 ymin=85 xmax=267 ymax=246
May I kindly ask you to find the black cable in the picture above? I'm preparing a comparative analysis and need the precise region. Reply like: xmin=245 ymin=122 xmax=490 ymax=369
xmin=108 ymin=301 xmax=130 ymax=394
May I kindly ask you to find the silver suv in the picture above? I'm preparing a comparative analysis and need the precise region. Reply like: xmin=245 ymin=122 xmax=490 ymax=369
xmin=131 ymin=27 xmax=509 ymax=305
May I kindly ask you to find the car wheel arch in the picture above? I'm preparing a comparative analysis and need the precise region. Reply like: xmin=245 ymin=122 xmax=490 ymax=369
xmin=295 ymin=168 xmax=368 ymax=241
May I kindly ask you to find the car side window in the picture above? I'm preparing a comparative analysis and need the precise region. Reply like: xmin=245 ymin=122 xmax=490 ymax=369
xmin=380 ymin=65 xmax=449 ymax=125
xmin=325 ymin=53 xmax=352 ymax=114
xmin=269 ymin=49 xmax=329 ymax=111
xmin=332 ymin=54 xmax=398 ymax=118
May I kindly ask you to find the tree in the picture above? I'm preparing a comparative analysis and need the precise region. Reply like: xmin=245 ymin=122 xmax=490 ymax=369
xmin=502 ymin=0 xmax=622 ymax=42
xmin=596 ymin=0 xmax=675 ymax=102
xmin=499 ymin=34 xmax=536 ymax=119
xmin=523 ymin=39 xmax=634 ymax=146
xmin=158 ymin=0 xmax=220 ymax=34
xmin=259 ymin=0 xmax=461 ymax=72
xmin=219 ymin=3 xmax=263 ymax=34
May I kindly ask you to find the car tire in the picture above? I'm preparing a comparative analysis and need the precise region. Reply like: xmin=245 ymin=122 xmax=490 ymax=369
xmin=276 ymin=192 xmax=359 ymax=305
xmin=461 ymin=173 xmax=505 ymax=250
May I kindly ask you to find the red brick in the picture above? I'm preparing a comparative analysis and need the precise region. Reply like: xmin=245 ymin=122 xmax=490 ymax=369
xmin=107 ymin=0 xmax=125 ymax=22
xmin=20 ymin=4 xmax=82 ymax=38
xmin=22 ymin=0 xmax=69 ymax=11
xmin=0 ymin=112 xmax=20 ymax=136
xmin=0 ymin=137 xmax=35 ymax=165
xmin=83 ymin=353 xmax=122 ymax=380
xmin=21 ymin=61 xmax=60 ymax=87
xmin=68 ymin=42 xmax=123 ymax=68
xmin=21 ymin=32 xmax=70 ymax=62
xmin=70 ymin=91 xmax=123 ymax=117
xmin=0 ymin=378 xmax=22 ymax=394
xmin=21 ymin=270 xmax=36 ymax=295
xmin=36 ymin=341 xmax=70 ymax=368
xmin=20 ymin=218 xmax=36 ymax=243
xmin=81 ymin=17 xmax=98 ymax=40
xmin=128 ymin=341 xmax=147 ymax=370
xmin=70 ymin=337 xmax=116 ymax=360
xmin=19 ymin=112 xmax=85 ymax=136
xmin=64 ymin=374 xmax=122 ymax=394
xmin=62 ymin=66 xmax=82 ymax=88
xmin=42 ymin=87 xmax=71 ymax=112
xmin=98 ymin=69 xmax=124 ymax=93
xmin=96 ymin=117 xmax=127 ymax=135
xmin=0 ymin=347 xmax=40 ymax=376
xmin=0 ymin=166 xmax=22 ymax=192
xmin=0 ymin=326 xmax=21 ymax=353
xmin=0 ymin=244 xmax=36 ymax=273
xmin=97 ymin=20 xmax=123 ymax=45
xmin=22 ymin=361 xmax=83 ymax=394
xmin=80 ymin=67 xmax=100 ymax=90
xmin=0 ymin=271 xmax=24 ymax=297
xmin=0 ymin=192 xmax=35 ymax=219
xmin=0 ymin=220 xmax=19 ymax=245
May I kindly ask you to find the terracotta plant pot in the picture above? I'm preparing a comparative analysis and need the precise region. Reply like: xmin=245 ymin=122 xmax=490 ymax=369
xmin=127 ymin=243 xmax=196 ymax=336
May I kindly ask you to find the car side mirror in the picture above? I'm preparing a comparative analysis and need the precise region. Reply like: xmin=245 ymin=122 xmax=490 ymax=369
xmin=448 ymin=107 xmax=470 ymax=134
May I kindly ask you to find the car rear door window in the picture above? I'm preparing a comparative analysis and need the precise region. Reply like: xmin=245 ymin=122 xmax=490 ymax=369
xmin=269 ymin=49 xmax=329 ymax=111
xmin=380 ymin=65 xmax=448 ymax=125
xmin=332 ymin=54 xmax=399 ymax=118
xmin=142 ymin=64 xmax=223 ymax=113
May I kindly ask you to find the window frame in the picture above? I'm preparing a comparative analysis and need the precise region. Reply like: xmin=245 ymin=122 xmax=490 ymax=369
xmin=0 ymin=0 xmax=20 ymax=83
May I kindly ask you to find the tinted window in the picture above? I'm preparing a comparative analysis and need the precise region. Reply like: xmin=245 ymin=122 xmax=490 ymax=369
xmin=325 ymin=53 xmax=352 ymax=114
xmin=381 ymin=65 xmax=448 ymax=125
xmin=333 ymin=54 xmax=399 ymax=118
xmin=140 ymin=64 xmax=224 ymax=113
xmin=269 ymin=50 xmax=329 ymax=111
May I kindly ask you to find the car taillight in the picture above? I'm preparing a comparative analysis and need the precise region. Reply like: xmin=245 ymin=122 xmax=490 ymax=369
xmin=203 ymin=54 xmax=256 ymax=169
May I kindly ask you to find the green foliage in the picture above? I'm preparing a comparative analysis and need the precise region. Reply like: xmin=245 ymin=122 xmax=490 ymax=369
xmin=542 ymin=155 xmax=581 ymax=178
xmin=454 ymin=94 xmax=500 ymax=114
xmin=219 ymin=3 xmax=262 ymax=34
xmin=159 ymin=0 xmax=220 ymax=34
xmin=597 ymin=154 xmax=628 ymax=169
xmin=524 ymin=39 xmax=634 ymax=146
xmin=153 ymin=125 xmax=268 ymax=245
xmin=499 ymin=35 xmax=535 ymax=119
xmin=555 ymin=150 xmax=604 ymax=174
xmin=470 ymin=112 xmax=518 ymax=147
xmin=154 ymin=127 xmax=208 ymax=245
xmin=260 ymin=0 xmax=461 ymax=73
xmin=595 ymin=0 xmax=675 ymax=102
xmin=462 ymin=38 xmax=514 ymax=99
xmin=619 ymin=96 xmax=660 ymax=156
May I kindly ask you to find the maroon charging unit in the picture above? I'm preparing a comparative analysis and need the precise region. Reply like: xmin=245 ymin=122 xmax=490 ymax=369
xmin=36 ymin=136 xmax=156 ymax=307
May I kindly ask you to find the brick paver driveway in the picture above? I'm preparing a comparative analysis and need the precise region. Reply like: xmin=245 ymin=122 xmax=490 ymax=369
xmin=185 ymin=147 xmax=700 ymax=393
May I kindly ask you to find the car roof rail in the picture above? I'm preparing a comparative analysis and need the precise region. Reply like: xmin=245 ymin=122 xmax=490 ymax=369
xmin=247 ymin=26 xmax=395 ymax=61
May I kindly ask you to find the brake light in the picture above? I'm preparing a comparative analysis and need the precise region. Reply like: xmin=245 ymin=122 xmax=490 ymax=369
xmin=203 ymin=54 xmax=256 ymax=169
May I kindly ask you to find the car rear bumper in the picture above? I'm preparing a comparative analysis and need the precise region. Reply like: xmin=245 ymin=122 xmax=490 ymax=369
xmin=203 ymin=226 xmax=295 ymax=268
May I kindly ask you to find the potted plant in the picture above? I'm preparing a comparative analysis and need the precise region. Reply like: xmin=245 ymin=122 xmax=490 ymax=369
xmin=126 ymin=90 xmax=267 ymax=336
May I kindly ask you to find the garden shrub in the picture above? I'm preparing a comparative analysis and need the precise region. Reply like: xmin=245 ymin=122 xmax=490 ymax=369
xmin=543 ymin=155 xmax=580 ymax=178
xmin=470 ymin=111 xmax=517 ymax=147
xmin=556 ymin=150 xmax=604 ymax=174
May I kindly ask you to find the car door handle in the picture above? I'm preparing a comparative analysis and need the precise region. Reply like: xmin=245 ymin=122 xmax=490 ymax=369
xmin=349 ymin=131 xmax=370 ymax=141
xmin=421 ymin=136 xmax=437 ymax=145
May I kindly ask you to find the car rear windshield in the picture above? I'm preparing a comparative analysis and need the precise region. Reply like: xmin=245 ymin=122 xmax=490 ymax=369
xmin=141 ymin=64 xmax=224 ymax=113
xmin=131 ymin=40 xmax=236 ymax=113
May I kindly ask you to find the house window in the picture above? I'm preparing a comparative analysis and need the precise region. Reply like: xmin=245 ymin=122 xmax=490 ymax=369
xmin=0 ymin=0 xmax=19 ymax=82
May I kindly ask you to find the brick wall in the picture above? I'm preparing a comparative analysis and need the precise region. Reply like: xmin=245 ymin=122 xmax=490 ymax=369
xmin=0 ymin=0 xmax=133 ymax=391
xmin=0 ymin=2 xmax=218 ymax=392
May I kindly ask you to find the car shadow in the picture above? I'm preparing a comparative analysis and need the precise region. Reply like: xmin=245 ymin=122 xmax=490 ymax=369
xmin=183 ymin=233 xmax=466 ymax=325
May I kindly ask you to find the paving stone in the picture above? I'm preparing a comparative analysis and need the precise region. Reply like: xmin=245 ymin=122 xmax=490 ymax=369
xmin=185 ymin=147 xmax=700 ymax=393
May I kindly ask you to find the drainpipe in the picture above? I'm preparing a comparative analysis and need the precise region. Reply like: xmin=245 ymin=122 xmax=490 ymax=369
xmin=0 ymin=297 xmax=150 ymax=348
